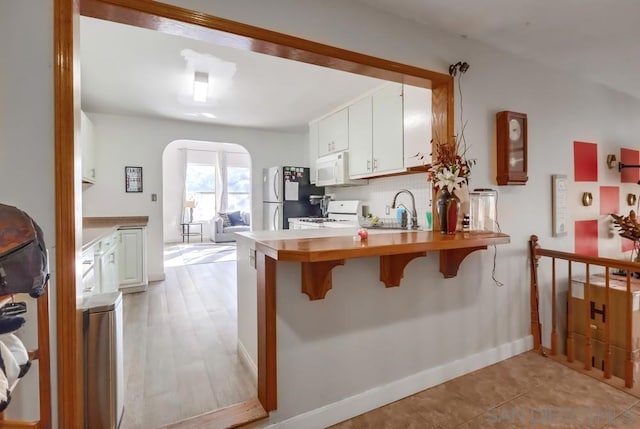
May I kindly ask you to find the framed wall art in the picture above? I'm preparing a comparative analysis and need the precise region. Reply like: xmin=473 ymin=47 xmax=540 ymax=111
xmin=551 ymin=174 xmax=568 ymax=237
xmin=125 ymin=166 xmax=143 ymax=193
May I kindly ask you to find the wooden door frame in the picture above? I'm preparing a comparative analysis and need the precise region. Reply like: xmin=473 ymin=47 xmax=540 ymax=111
xmin=54 ymin=0 xmax=453 ymax=426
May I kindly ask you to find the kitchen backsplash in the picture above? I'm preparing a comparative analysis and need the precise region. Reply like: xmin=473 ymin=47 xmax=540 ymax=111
xmin=328 ymin=173 xmax=432 ymax=229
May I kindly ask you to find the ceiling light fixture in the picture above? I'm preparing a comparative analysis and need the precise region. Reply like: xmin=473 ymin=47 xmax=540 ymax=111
xmin=193 ymin=71 xmax=209 ymax=102
xmin=201 ymin=113 xmax=216 ymax=119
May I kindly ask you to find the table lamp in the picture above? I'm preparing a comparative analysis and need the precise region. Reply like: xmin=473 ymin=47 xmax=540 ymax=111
xmin=184 ymin=200 xmax=196 ymax=223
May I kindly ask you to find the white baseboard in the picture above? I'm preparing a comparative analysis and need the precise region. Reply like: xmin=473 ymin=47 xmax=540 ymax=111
xmin=238 ymin=340 xmax=258 ymax=382
xmin=264 ymin=335 xmax=533 ymax=429
xmin=148 ymin=273 xmax=165 ymax=282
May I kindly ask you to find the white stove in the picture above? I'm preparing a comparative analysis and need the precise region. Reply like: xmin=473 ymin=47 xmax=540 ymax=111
xmin=290 ymin=200 xmax=360 ymax=229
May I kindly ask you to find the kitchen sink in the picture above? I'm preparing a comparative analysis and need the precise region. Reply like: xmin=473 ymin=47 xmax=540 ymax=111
xmin=367 ymin=224 xmax=410 ymax=231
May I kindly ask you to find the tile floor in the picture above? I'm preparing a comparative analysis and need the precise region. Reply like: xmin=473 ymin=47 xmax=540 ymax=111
xmin=329 ymin=351 xmax=640 ymax=428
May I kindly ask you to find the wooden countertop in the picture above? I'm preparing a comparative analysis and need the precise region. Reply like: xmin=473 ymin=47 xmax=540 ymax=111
xmin=255 ymin=231 xmax=510 ymax=262
xmin=82 ymin=216 xmax=148 ymax=250
xmin=254 ymin=230 xmax=510 ymax=301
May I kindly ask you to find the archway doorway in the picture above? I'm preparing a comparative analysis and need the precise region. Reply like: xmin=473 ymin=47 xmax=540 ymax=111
xmin=114 ymin=140 xmax=254 ymax=428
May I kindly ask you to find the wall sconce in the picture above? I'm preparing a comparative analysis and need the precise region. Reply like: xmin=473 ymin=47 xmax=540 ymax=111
xmin=582 ymin=192 xmax=593 ymax=206
xmin=628 ymin=193 xmax=637 ymax=206
xmin=606 ymin=154 xmax=617 ymax=169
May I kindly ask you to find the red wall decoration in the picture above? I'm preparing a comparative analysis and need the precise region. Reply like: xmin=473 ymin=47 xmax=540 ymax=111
xmin=575 ymin=220 xmax=598 ymax=257
xmin=599 ymin=186 xmax=619 ymax=216
xmin=620 ymin=148 xmax=640 ymax=183
xmin=573 ymin=141 xmax=598 ymax=182
xmin=621 ymin=237 xmax=635 ymax=253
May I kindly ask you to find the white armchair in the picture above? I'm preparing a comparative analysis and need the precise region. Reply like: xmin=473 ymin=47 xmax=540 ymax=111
xmin=209 ymin=211 xmax=250 ymax=242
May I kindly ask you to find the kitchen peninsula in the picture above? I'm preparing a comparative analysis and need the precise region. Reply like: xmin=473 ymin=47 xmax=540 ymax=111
xmin=236 ymin=228 xmax=510 ymax=418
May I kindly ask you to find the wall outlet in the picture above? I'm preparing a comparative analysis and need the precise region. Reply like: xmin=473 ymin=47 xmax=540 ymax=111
xmin=385 ymin=205 xmax=390 ymax=215
xmin=151 ymin=193 xmax=157 ymax=202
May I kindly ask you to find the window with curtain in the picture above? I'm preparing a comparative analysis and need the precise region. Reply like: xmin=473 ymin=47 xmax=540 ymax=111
xmin=227 ymin=167 xmax=250 ymax=212
xmin=185 ymin=163 xmax=216 ymax=221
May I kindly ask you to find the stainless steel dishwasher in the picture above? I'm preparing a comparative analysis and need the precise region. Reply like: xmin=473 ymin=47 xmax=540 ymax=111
xmin=84 ymin=291 xmax=124 ymax=429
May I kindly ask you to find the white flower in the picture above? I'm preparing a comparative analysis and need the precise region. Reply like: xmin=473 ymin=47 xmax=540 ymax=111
xmin=435 ymin=167 xmax=465 ymax=193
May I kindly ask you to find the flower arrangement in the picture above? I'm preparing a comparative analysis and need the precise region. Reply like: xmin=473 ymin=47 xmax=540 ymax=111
xmin=429 ymin=128 xmax=475 ymax=193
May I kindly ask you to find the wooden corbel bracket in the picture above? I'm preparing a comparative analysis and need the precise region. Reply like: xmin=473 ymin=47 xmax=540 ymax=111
xmin=301 ymin=260 xmax=345 ymax=300
xmin=439 ymin=246 xmax=487 ymax=278
xmin=379 ymin=252 xmax=427 ymax=287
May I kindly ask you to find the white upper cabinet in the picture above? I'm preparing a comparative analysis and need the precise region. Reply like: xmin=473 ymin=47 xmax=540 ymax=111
xmin=318 ymin=108 xmax=349 ymax=157
xmin=403 ymin=85 xmax=432 ymax=168
xmin=372 ymin=83 xmax=405 ymax=175
xmin=308 ymin=121 xmax=319 ymax=184
xmin=309 ymin=83 xmax=431 ymax=181
xmin=81 ymin=110 xmax=96 ymax=183
xmin=348 ymin=96 xmax=373 ymax=177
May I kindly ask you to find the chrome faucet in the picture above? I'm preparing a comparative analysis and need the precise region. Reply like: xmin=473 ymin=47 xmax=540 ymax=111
xmin=391 ymin=189 xmax=418 ymax=230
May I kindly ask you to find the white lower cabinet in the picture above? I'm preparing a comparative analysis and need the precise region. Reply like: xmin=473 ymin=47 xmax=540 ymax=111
xmin=99 ymin=245 xmax=119 ymax=293
xmin=95 ymin=232 xmax=119 ymax=294
xmin=118 ymin=227 xmax=148 ymax=292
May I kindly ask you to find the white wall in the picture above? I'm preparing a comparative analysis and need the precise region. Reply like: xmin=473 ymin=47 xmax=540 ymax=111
xmin=159 ymin=0 xmax=640 ymax=426
xmin=0 ymin=1 xmax=58 ymax=422
xmin=4 ymin=0 xmax=640 ymax=427
xmin=82 ymin=113 xmax=306 ymax=280
xmin=162 ymin=140 xmax=251 ymax=243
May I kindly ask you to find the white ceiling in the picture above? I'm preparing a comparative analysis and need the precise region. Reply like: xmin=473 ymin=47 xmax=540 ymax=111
xmin=81 ymin=1 xmax=640 ymax=133
xmin=79 ymin=17 xmax=387 ymax=133
xmin=356 ymin=0 xmax=640 ymax=100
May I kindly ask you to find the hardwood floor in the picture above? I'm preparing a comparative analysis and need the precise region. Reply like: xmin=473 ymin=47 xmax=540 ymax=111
xmin=120 ymin=249 xmax=256 ymax=429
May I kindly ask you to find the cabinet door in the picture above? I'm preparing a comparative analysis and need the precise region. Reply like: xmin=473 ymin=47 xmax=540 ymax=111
xmin=118 ymin=228 xmax=145 ymax=287
xmin=308 ymin=122 xmax=319 ymax=184
xmin=348 ymin=96 xmax=373 ymax=177
xmin=403 ymin=85 xmax=432 ymax=168
xmin=100 ymin=246 xmax=119 ymax=293
xmin=372 ymin=83 xmax=404 ymax=174
xmin=318 ymin=108 xmax=349 ymax=156
xmin=81 ymin=111 xmax=96 ymax=183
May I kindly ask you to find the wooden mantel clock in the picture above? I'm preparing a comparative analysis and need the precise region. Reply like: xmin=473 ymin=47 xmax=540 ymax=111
xmin=496 ymin=111 xmax=528 ymax=185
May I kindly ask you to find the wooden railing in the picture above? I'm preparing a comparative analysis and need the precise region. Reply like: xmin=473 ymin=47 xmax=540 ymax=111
xmin=529 ymin=235 xmax=640 ymax=388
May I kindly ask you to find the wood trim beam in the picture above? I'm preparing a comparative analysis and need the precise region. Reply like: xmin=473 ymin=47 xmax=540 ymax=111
xmin=80 ymin=0 xmax=450 ymax=88
xmin=55 ymin=0 xmax=83 ymax=428
xmin=256 ymin=252 xmax=277 ymax=411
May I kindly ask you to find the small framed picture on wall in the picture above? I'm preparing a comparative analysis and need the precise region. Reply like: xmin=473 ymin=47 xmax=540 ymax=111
xmin=125 ymin=166 xmax=143 ymax=193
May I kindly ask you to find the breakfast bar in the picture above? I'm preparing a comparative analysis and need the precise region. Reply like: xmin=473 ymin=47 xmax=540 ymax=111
xmin=238 ymin=229 xmax=510 ymax=412
xmin=255 ymin=231 xmax=510 ymax=300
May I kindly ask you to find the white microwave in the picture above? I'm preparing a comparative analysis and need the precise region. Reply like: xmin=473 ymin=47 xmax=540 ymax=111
xmin=315 ymin=151 xmax=368 ymax=187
